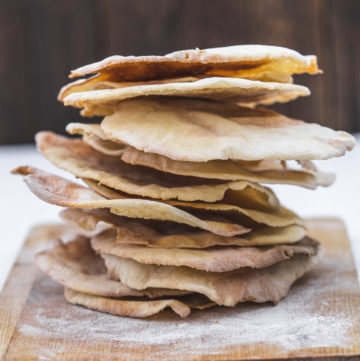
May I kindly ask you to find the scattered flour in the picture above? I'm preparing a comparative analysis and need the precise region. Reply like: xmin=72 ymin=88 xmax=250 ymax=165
xmin=17 ymin=253 xmax=357 ymax=360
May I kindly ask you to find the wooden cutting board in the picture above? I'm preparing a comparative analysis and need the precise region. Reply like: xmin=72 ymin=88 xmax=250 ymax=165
xmin=1 ymin=218 xmax=360 ymax=361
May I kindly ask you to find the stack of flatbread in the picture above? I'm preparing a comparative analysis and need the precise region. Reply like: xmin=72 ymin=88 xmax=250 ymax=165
xmin=13 ymin=45 xmax=356 ymax=318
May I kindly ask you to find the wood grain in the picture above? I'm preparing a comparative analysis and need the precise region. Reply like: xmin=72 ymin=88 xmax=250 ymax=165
xmin=0 ymin=218 xmax=359 ymax=361
xmin=0 ymin=224 xmax=79 ymax=359
xmin=0 ymin=0 xmax=359 ymax=144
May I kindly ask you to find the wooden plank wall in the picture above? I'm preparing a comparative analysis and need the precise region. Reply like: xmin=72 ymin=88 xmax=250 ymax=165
xmin=0 ymin=0 xmax=359 ymax=144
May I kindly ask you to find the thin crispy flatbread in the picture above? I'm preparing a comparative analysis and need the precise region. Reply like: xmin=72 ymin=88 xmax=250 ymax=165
xmin=101 ymin=98 xmax=355 ymax=162
xmin=60 ymin=208 xmax=306 ymax=248
xmin=64 ymin=288 xmax=215 ymax=318
xmin=63 ymin=77 xmax=310 ymax=113
xmin=36 ymin=131 xmax=280 ymax=208
xmin=120 ymin=147 xmax=335 ymax=189
xmin=67 ymin=122 xmax=335 ymax=189
xmin=13 ymin=166 xmax=251 ymax=237
xmin=59 ymin=76 xmax=203 ymax=102
xmin=92 ymin=229 xmax=318 ymax=272
xmin=68 ymin=44 xmax=319 ymax=82
xmin=35 ymin=236 xmax=142 ymax=297
xmin=103 ymin=252 xmax=320 ymax=306
xmin=35 ymin=236 xmax=189 ymax=299
xmin=60 ymin=208 xmax=116 ymax=233
xmin=81 ymin=179 xmax=301 ymax=229
xmin=14 ymin=167 xmax=303 ymax=237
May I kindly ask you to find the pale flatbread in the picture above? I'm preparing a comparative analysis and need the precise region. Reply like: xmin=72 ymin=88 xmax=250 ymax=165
xmin=68 ymin=44 xmax=319 ymax=82
xmin=12 ymin=166 xmax=250 ymax=237
xmin=35 ymin=236 xmax=189 ymax=299
xmin=64 ymin=288 xmax=215 ymax=318
xmin=60 ymin=208 xmax=306 ymax=248
xmin=101 ymin=98 xmax=355 ymax=161
xmin=63 ymin=77 xmax=310 ymax=113
xmin=92 ymin=229 xmax=318 ymax=272
xmin=36 ymin=131 xmax=280 ymax=207
xmin=67 ymin=122 xmax=334 ymax=189
xmin=103 ymin=253 xmax=320 ymax=306
xmin=66 ymin=123 xmax=126 ymax=156
xmin=85 ymin=135 xmax=125 ymax=156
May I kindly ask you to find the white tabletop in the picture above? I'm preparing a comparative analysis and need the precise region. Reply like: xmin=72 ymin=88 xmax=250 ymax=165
xmin=1 ymin=140 xmax=359 ymax=291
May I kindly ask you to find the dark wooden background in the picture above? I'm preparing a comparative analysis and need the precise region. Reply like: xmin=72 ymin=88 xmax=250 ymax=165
xmin=0 ymin=0 xmax=359 ymax=144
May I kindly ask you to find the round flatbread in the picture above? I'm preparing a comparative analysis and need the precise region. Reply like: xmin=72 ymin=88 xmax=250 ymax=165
xmin=68 ymin=44 xmax=319 ymax=82
xmin=92 ymin=229 xmax=319 ymax=272
xmin=62 ymin=77 xmax=310 ymax=113
xmin=103 ymin=252 xmax=320 ymax=306
xmin=60 ymin=208 xmax=306 ymax=248
xmin=101 ymin=98 xmax=355 ymax=162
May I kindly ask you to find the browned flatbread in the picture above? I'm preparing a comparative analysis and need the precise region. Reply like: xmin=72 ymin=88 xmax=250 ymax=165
xmin=36 ymin=131 xmax=280 ymax=207
xmin=59 ymin=76 xmax=207 ymax=104
xmin=60 ymin=208 xmax=117 ymax=233
xmin=120 ymin=147 xmax=335 ymax=189
xmin=92 ymin=229 xmax=319 ymax=272
xmin=35 ymin=236 xmax=190 ymax=299
xmin=61 ymin=46 xmax=317 ymax=111
xmin=60 ymin=208 xmax=306 ymax=248
xmin=103 ymin=251 xmax=320 ymax=306
xmin=67 ymin=44 xmax=319 ymax=82
xmin=35 ymin=236 xmax=142 ymax=297
xmin=64 ymin=288 xmax=215 ymax=318
xmin=80 ymin=102 xmax=116 ymax=117
xmin=12 ymin=166 xmax=250 ymax=237
xmin=81 ymin=178 xmax=302 ymax=229
xmin=81 ymin=177 xmax=281 ymax=215
xmin=100 ymin=98 xmax=355 ymax=162
xmin=14 ymin=167 xmax=303 ymax=237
